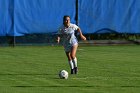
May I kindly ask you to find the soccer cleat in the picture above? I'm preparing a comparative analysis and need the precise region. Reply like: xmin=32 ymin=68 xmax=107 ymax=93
xmin=71 ymin=69 xmax=74 ymax=74
xmin=74 ymin=67 xmax=78 ymax=74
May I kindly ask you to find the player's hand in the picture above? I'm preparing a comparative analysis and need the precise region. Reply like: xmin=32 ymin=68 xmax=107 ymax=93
xmin=56 ymin=39 xmax=60 ymax=44
xmin=81 ymin=35 xmax=86 ymax=41
xmin=57 ymin=37 xmax=60 ymax=44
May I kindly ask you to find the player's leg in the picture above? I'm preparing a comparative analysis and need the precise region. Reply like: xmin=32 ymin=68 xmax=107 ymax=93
xmin=71 ymin=44 xmax=78 ymax=74
xmin=65 ymin=52 xmax=74 ymax=74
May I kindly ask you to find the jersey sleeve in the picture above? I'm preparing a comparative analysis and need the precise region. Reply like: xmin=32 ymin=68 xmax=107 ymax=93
xmin=57 ymin=29 xmax=61 ymax=35
xmin=57 ymin=25 xmax=63 ymax=35
xmin=72 ymin=24 xmax=79 ymax=30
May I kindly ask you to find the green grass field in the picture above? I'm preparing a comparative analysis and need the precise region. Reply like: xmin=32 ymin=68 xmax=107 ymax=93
xmin=0 ymin=45 xmax=140 ymax=93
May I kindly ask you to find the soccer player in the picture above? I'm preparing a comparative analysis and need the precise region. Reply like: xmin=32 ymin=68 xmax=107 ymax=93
xmin=57 ymin=15 xmax=86 ymax=74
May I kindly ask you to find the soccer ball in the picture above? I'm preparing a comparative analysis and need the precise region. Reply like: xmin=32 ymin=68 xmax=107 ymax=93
xmin=59 ymin=70 xmax=68 ymax=79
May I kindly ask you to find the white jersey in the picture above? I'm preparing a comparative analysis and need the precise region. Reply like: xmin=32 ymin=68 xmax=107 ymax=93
xmin=58 ymin=23 xmax=79 ymax=52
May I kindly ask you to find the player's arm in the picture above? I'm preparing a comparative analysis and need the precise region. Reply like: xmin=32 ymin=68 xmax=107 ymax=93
xmin=77 ymin=28 xmax=86 ymax=40
xmin=57 ymin=35 xmax=60 ymax=43
xmin=57 ymin=27 xmax=61 ymax=43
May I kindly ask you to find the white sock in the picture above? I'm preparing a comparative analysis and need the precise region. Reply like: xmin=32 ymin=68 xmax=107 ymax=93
xmin=72 ymin=57 xmax=77 ymax=68
xmin=69 ymin=60 xmax=74 ymax=69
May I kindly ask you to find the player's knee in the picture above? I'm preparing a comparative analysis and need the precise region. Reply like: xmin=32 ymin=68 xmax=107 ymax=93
xmin=71 ymin=55 xmax=75 ymax=59
xmin=67 ymin=57 xmax=72 ymax=61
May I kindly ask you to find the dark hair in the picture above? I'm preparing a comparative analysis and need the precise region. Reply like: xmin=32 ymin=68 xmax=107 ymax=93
xmin=63 ymin=15 xmax=70 ymax=24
